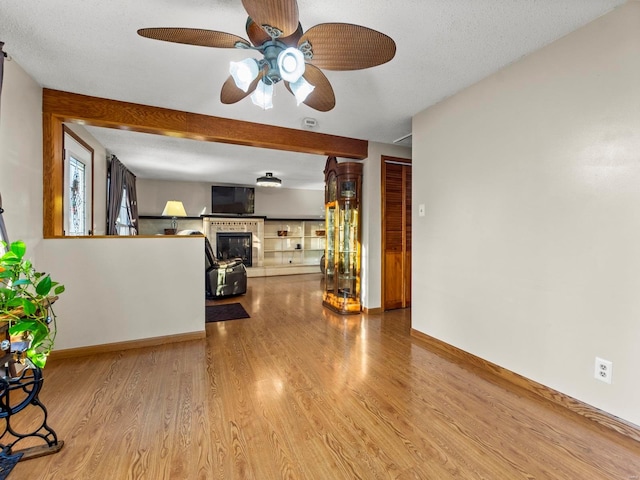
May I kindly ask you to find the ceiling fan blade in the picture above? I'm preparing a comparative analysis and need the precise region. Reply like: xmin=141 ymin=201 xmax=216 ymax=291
xmin=280 ymin=22 xmax=304 ymax=47
xmin=220 ymin=72 xmax=264 ymax=104
xmin=285 ymin=64 xmax=335 ymax=112
xmin=241 ymin=0 xmax=299 ymax=38
xmin=246 ymin=18 xmax=271 ymax=46
xmin=247 ymin=17 xmax=302 ymax=47
xmin=299 ymin=23 xmax=396 ymax=71
xmin=138 ymin=28 xmax=250 ymax=48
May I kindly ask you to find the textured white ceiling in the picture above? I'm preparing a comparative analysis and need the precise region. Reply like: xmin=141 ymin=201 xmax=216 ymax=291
xmin=83 ymin=125 xmax=329 ymax=189
xmin=0 ymin=0 xmax=626 ymax=189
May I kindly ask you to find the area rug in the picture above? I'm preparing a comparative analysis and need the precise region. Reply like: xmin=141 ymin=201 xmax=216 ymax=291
xmin=206 ymin=303 xmax=250 ymax=323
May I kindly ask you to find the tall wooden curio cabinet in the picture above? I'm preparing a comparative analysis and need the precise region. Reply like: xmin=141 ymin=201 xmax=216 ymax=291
xmin=322 ymin=157 xmax=363 ymax=314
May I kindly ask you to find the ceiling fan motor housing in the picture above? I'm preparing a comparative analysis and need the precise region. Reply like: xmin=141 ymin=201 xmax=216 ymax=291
xmin=260 ymin=40 xmax=296 ymax=84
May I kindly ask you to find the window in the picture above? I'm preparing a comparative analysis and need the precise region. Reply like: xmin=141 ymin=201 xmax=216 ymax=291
xmin=68 ymin=155 xmax=86 ymax=235
xmin=116 ymin=187 xmax=135 ymax=235
xmin=63 ymin=128 xmax=94 ymax=236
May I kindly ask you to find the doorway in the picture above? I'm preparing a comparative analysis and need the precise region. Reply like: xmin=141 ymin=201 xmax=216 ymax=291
xmin=382 ymin=156 xmax=411 ymax=310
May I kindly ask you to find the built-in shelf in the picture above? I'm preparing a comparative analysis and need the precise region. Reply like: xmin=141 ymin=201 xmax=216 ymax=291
xmin=201 ymin=214 xmax=267 ymax=219
xmin=137 ymin=215 xmax=326 ymax=276
xmin=263 ymin=219 xmax=325 ymax=271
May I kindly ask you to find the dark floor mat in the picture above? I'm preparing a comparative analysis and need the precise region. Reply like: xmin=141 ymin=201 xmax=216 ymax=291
xmin=205 ymin=303 xmax=250 ymax=323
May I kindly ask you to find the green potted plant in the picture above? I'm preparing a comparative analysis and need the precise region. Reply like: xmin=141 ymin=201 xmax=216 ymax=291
xmin=0 ymin=240 xmax=65 ymax=370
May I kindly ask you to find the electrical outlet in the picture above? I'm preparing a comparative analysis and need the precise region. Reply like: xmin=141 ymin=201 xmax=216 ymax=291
xmin=594 ymin=357 xmax=613 ymax=384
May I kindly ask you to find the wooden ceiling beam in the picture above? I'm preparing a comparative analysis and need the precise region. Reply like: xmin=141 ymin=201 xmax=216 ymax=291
xmin=42 ymin=89 xmax=368 ymax=158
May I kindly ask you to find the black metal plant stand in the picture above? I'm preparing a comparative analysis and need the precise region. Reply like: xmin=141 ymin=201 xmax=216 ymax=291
xmin=0 ymin=361 xmax=63 ymax=461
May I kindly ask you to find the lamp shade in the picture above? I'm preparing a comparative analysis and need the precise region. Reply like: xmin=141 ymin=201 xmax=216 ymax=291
xmin=290 ymin=76 xmax=315 ymax=105
xmin=256 ymin=172 xmax=282 ymax=187
xmin=250 ymin=79 xmax=274 ymax=110
xmin=229 ymin=58 xmax=260 ymax=92
xmin=277 ymin=47 xmax=305 ymax=83
xmin=162 ymin=201 xmax=187 ymax=217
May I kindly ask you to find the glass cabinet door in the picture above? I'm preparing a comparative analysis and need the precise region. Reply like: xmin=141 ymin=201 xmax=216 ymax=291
xmin=337 ymin=204 xmax=358 ymax=298
xmin=324 ymin=203 xmax=336 ymax=293
xmin=322 ymin=157 xmax=362 ymax=314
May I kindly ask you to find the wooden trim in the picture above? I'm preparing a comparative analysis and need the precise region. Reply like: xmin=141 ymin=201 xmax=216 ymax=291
xmin=42 ymin=89 xmax=368 ymax=156
xmin=48 ymin=330 xmax=206 ymax=361
xmin=63 ymin=124 xmax=94 ymax=157
xmin=42 ymin=234 xmax=203 ymax=239
xmin=42 ymin=89 xmax=368 ymax=237
xmin=43 ymin=112 xmax=65 ymax=236
xmin=410 ymin=328 xmax=640 ymax=443
xmin=362 ymin=306 xmax=383 ymax=314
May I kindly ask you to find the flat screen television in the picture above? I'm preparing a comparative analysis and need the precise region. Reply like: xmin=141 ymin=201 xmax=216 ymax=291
xmin=211 ymin=186 xmax=255 ymax=215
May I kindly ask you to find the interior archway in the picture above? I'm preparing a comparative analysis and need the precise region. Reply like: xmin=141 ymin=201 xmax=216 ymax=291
xmin=42 ymin=88 xmax=368 ymax=237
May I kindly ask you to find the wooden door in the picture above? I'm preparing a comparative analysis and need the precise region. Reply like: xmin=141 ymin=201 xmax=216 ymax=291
xmin=382 ymin=157 xmax=411 ymax=310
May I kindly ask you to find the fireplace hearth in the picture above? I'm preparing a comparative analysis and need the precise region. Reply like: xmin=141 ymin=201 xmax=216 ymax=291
xmin=216 ymin=232 xmax=252 ymax=267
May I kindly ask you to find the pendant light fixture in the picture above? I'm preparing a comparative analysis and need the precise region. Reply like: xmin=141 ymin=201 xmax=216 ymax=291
xmin=256 ymin=172 xmax=282 ymax=187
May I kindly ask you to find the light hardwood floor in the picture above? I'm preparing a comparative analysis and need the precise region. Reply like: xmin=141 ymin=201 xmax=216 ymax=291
xmin=11 ymin=273 xmax=640 ymax=479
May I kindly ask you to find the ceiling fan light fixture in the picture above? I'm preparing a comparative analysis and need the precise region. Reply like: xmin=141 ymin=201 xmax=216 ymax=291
xmin=251 ymin=79 xmax=274 ymax=110
xmin=277 ymin=47 xmax=305 ymax=83
xmin=139 ymin=2 xmax=396 ymax=113
xmin=229 ymin=58 xmax=259 ymax=92
xmin=290 ymin=76 xmax=315 ymax=106
xmin=251 ymin=79 xmax=273 ymax=110
xmin=256 ymin=172 xmax=282 ymax=187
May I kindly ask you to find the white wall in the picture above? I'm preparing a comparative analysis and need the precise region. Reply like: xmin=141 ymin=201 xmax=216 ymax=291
xmin=412 ymin=1 xmax=640 ymax=425
xmin=137 ymin=179 xmax=212 ymax=217
xmin=0 ymin=59 xmax=204 ymax=351
xmin=137 ymin=178 xmax=324 ymax=218
xmin=0 ymin=59 xmax=43 ymax=250
xmin=38 ymin=237 xmax=204 ymax=349
xmin=256 ymin=187 xmax=323 ymax=218
xmin=361 ymin=143 xmax=411 ymax=310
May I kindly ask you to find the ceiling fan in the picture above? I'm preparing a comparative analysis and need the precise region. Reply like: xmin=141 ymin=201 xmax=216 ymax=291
xmin=138 ymin=0 xmax=396 ymax=112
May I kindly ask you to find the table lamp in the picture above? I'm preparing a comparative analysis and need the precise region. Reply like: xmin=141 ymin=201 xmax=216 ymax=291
xmin=161 ymin=200 xmax=187 ymax=234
